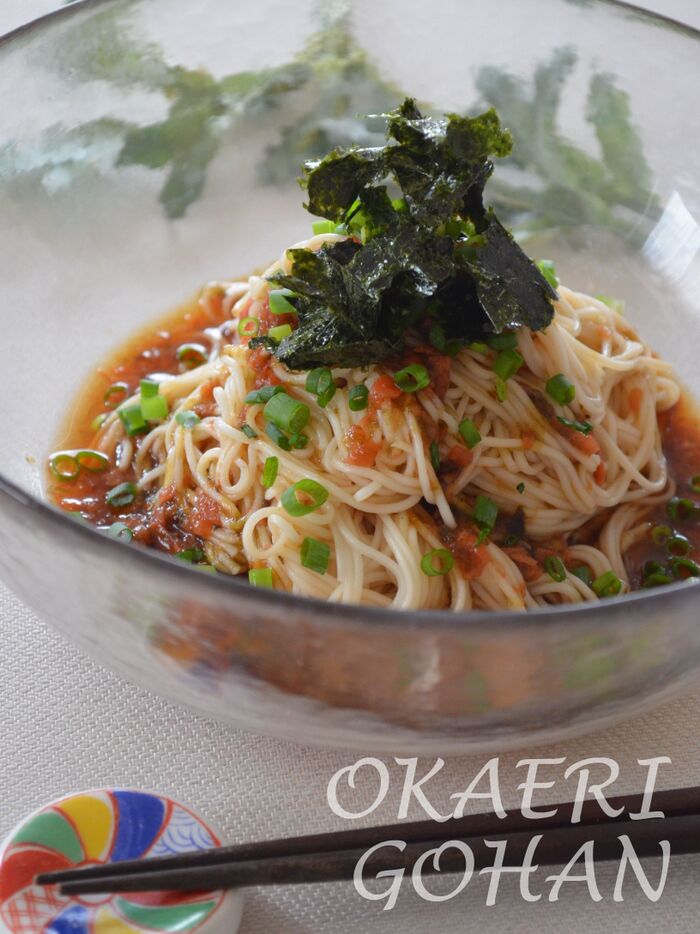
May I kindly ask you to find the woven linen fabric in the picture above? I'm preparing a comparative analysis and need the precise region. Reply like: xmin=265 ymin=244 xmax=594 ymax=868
xmin=2 ymin=580 xmax=700 ymax=933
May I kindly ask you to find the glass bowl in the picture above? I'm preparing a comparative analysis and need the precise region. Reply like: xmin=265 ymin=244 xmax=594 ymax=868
xmin=1 ymin=0 xmax=700 ymax=753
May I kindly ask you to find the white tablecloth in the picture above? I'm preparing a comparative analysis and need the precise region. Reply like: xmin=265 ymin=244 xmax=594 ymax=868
xmin=3 ymin=2 xmax=700 ymax=931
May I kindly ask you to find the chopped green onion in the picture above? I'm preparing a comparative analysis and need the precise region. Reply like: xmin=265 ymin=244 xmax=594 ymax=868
xmin=265 ymin=423 xmax=291 ymax=451
xmin=176 ymin=548 xmax=205 ymax=563
xmin=268 ymin=289 xmax=296 ymax=316
xmin=690 ymin=474 xmax=700 ymax=494
xmin=301 ymin=536 xmax=331 ymax=574
xmin=240 ymin=423 xmax=258 ymax=439
xmin=106 ymin=482 xmax=138 ymax=508
xmin=493 ymin=349 xmax=524 ymax=382
xmin=544 ymin=555 xmax=567 ymax=582
xmin=503 ymin=534 xmax=519 ymax=547
xmin=394 ymin=364 xmax=430 ymax=393
xmin=107 ymin=522 xmax=133 ymax=542
xmin=290 ymin=432 xmax=309 ymax=449
xmin=429 ymin=324 xmax=446 ymax=352
xmin=49 ymin=453 xmax=80 ymax=481
xmin=392 ymin=197 xmax=408 ymax=213
xmin=175 ymin=410 xmax=201 ymax=429
xmin=495 ymin=377 xmax=507 ymax=402
xmin=245 ymin=385 xmax=285 ymax=405
xmin=118 ymin=404 xmax=147 ymax=436
xmin=670 ymin=557 xmax=700 ymax=579
xmin=516 ymin=482 xmax=525 ymax=494
xmin=420 ymin=548 xmax=454 ymax=577
xmin=248 ymin=567 xmax=273 ymax=588
xmin=487 ymin=332 xmax=518 ymax=351
xmin=317 ymin=384 xmax=336 ymax=409
xmin=475 ymin=529 xmax=490 ymax=547
xmin=469 ymin=341 xmax=490 ymax=354
xmin=458 ymin=419 xmax=481 ymax=450
xmin=571 ymin=566 xmax=593 ymax=587
xmin=592 ymin=570 xmax=622 ymax=598
xmin=75 ymin=450 xmax=109 ymax=473
xmin=596 ymin=294 xmax=625 ymax=315
xmin=141 ymin=394 xmax=168 ymax=422
xmin=262 ymin=456 xmax=279 ymax=488
xmin=311 ymin=220 xmax=336 ymax=235
xmin=269 ymin=323 xmax=293 ymax=343
xmin=196 ymin=565 xmax=217 ymax=574
xmin=90 ymin=413 xmax=108 ymax=432
xmin=238 ymin=317 xmax=259 ymax=338
xmin=667 ymin=497 xmax=698 ymax=522
xmin=643 ymin=571 xmax=674 ymax=588
xmin=305 ymin=368 xmax=328 ymax=394
xmin=546 ymin=373 xmax=576 ymax=406
xmin=667 ymin=534 xmax=691 ymax=557
xmin=445 ymin=339 xmax=464 ymax=357
xmin=348 ymin=385 xmax=369 ymax=411
xmin=306 ymin=367 xmax=336 ymax=407
xmin=140 ymin=378 xmax=159 ymax=399
xmin=651 ymin=524 xmax=672 ymax=546
xmin=263 ymin=393 xmax=310 ymax=434
xmin=536 ymin=259 xmax=559 ymax=289
xmin=176 ymin=343 xmax=208 ymax=368
xmin=281 ymin=479 xmax=329 ymax=517
xmin=104 ymin=382 xmax=129 ymax=408
xmin=643 ymin=560 xmax=666 ymax=579
xmin=473 ymin=495 xmax=498 ymax=536
xmin=557 ymin=416 xmax=593 ymax=436
xmin=429 ymin=440 xmax=441 ymax=473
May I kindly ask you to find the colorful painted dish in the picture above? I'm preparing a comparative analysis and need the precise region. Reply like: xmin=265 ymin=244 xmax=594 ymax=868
xmin=0 ymin=789 xmax=243 ymax=934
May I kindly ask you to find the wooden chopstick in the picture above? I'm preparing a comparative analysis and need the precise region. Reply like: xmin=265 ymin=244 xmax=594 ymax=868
xmin=57 ymin=813 xmax=699 ymax=895
xmin=37 ymin=786 xmax=700 ymax=893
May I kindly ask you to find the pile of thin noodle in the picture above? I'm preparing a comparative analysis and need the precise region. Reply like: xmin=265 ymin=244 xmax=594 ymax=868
xmin=96 ymin=233 xmax=681 ymax=611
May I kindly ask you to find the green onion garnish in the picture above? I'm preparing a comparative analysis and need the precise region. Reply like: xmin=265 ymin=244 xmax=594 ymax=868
xmin=140 ymin=378 xmax=159 ymax=399
xmin=503 ymin=534 xmax=519 ymax=547
xmin=281 ymin=479 xmax=329 ymax=517
xmin=495 ymin=377 xmax=507 ymax=403
xmin=248 ymin=567 xmax=273 ymax=588
xmin=301 ymin=536 xmax=331 ymax=574
xmin=651 ymin=524 xmax=672 ymax=546
xmin=667 ymin=534 xmax=691 ymax=557
xmin=107 ymin=522 xmax=133 ymax=542
xmin=596 ymin=295 xmax=625 ymax=315
xmin=265 ymin=423 xmax=291 ymax=451
xmin=49 ymin=453 xmax=80 ymax=481
xmin=544 ymin=555 xmax=567 ymax=582
xmin=493 ymin=349 xmax=524 ymax=382
xmin=546 ymin=373 xmax=576 ymax=406
xmin=667 ymin=497 xmax=697 ymax=522
xmin=118 ymin=404 xmax=147 ymax=436
xmin=306 ymin=367 xmax=336 ymax=407
xmin=263 ymin=393 xmax=310 ymax=435
xmin=290 ymin=433 xmax=309 ymax=449
xmin=106 ymin=482 xmax=138 ymax=508
xmin=305 ymin=368 xmax=327 ymax=394
xmin=268 ymin=289 xmax=296 ymax=316
xmin=245 ymin=385 xmax=285 ymax=405
xmin=269 ymin=324 xmax=293 ymax=343
xmin=691 ymin=474 xmax=700 ymax=494
xmin=445 ymin=339 xmax=464 ymax=357
xmin=536 ymin=259 xmax=559 ymax=289
xmin=643 ymin=560 xmax=666 ymax=579
xmin=394 ymin=364 xmax=430 ymax=393
xmin=176 ymin=548 xmax=205 ymax=563
xmin=592 ymin=570 xmax=622 ymax=598
xmin=458 ymin=419 xmax=481 ymax=450
xmin=571 ymin=566 xmax=593 ymax=587
xmin=240 ymin=424 xmax=258 ymax=439
xmin=557 ymin=416 xmax=593 ymax=436
xmin=516 ymin=482 xmax=525 ymax=494
xmin=670 ymin=557 xmax=700 ymax=579
xmin=420 ymin=548 xmax=454 ymax=577
xmin=473 ymin=495 xmax=498 ymax=537
xmin=469 ymin=341 xmax=490 ymax=354
xmin=141 ymin=394 xmax=168 ymax=422
xmin=487 ymin=332 xmax=518 ymax=351
xmin=104 ymin=382 xmax=129 ymax=408
xmin=643 ymin=571 xmax=674 ymax=588
xmin=429 ymin=440 xmax=441 ymax=473
xmin=75 ymin=450 xmax=109 ymax=473
xmin=311 ymin=220 xmax=336 ymax=235
xmin=176 ymin=343 xmax=207 ymax=368
xmin=262 ymin=456 xmax=279 ymax=489
xmin=238 ymin=317 xmax=259 ymax=338
xmin=175 ymin=410 xmax=201 ymax=428
xmin=348 ymin=385 xmax=369 ymax=411
xmin=90 ymin=413 xmax=108 ymax=432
